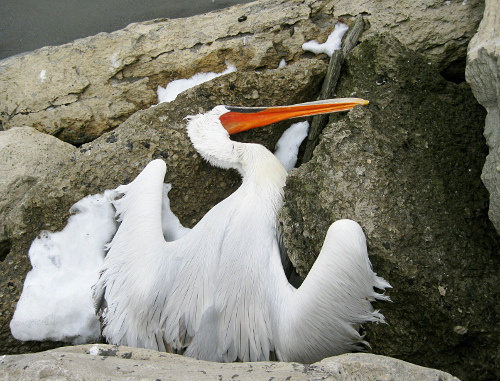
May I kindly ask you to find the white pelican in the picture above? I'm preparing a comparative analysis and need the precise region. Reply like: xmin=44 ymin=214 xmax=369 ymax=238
xmin=93 ymin=98 xmax=390 ymax=363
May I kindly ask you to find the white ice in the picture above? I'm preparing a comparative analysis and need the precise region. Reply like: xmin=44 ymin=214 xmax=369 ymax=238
xmin=302 ymin=22 xmax=349 ymax=57
xmin=157 ymin=63 xmax=237 ymax=104
xmin=274 ymin=121 xmax=309 ymax=172
xmin=10 ymin=121 xmax=307 ymax=344
xmin=89 ymin=345 xmax=100 ymax=355
xmin=109 ymin=52 xmax=121 ymax=72
xmin=10 ymin=191 xmax=118 ymax=344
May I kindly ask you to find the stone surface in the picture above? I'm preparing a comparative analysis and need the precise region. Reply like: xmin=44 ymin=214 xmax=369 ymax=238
xmin=0 ymin=127 xmax=76 ymax=254
xmin=0 ymin=344 xmax=460 ymax=380
xmin=466 ymin=0 xmax=500 ymax=233
xmin=333 ymin=0 xmax=485 ymax=80
xmin=0 ymin=0 xmax=329 ymax=144
xmin=0 ymin=0 xmax=484 ymax=144
xmin=0 ymin=60 xmax=326 ymax=355
xmin=280 ymin=35 xmax=499 ymax=381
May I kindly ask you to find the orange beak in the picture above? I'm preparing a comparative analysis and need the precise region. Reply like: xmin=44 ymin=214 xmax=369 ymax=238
xmin=220 ymin=98 xmax=369 ymax=135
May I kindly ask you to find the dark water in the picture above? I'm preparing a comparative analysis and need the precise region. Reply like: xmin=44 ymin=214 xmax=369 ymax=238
xmin=0 ymin=0 xmax=253 ymax=60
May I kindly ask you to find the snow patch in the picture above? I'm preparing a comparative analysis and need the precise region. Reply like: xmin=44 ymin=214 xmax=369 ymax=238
xmin=10 ymin=191 xmax=118 ymax=344
xmin=274 ymin=121 xmax=309 ymax=172
xmin=302 ymin=22 xmax=349 ymax=57
xmin=89 ymin=345 xmax=100 ymax=356
xmin=39 ymin=70 xmax=46 ymax=82
xmin=157 ymin=63 xmax=237 ymax=104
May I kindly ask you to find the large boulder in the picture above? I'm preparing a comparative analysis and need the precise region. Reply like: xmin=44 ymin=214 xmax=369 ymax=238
xmin=0 ymin=60 xmax=326 ymax=355
xmin=466 ymin=0 xmax=500 ymax=233
xmin=0 ymin=0 xmax=484 ymax=144
xmin=0 ymin=344 xmax=460 ymax=380
xmin=333 ymin=0 xmax=485 ymax=80
xmin=0 ymin=127 xmax=76 ymax=249
xmin=280 ymin=35 xmax=499 ymax=381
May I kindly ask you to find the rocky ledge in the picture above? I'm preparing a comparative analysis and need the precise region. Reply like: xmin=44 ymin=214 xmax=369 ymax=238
xmin=0 ymin=344 xmax=460 ymax=381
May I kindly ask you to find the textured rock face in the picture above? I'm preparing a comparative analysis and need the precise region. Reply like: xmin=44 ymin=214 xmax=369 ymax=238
xmin=0 ymin=127 xmax=76 ymax=254
xmin=280 ymin=35 xmax=499 ymax=381
xmin=0 ymin=344 xmax=460 ymax=380
xmin=466 ymin=0 xmax=500 ymax=233
xmin=0 ymin=60 xmax=325 ymax=356
xmin=333 ymin=0 xmax=485 ymax=79
xmin=0 ymin=0 xmax=483 ymax=144
xmin=0 ymin=0 xmax=329 ymax=144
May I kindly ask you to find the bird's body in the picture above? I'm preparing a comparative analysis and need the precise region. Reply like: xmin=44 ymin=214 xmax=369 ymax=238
xmin=93 ymin=99 xmax=390 ymax=363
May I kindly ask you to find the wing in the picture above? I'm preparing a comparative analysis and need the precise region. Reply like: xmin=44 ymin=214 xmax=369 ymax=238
xmin=93 ymin=159 xmax=227 ymax=354
xmin=275 ymin=219 xmax=391 ymax=363
xmin=93 ymin=159 xmax=181 ymax=350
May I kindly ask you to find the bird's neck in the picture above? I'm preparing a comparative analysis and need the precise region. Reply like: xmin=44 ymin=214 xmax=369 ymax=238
xmin=238 ymin=143 xmax=288 ymax=208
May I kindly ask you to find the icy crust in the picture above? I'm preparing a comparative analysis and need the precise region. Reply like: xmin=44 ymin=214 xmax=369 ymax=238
xmin=10 ymin=191 xmax=118 ymax=344
xmin=302 ymin=22 xmax=349 ymax=57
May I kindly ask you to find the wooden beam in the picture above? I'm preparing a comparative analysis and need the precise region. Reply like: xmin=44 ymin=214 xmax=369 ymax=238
xmin=302 ymin=15 xmax=364 ymax=163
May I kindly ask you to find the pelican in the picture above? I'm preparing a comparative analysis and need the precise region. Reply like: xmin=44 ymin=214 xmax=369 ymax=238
xmin=93 ymin=98 xmax=390 ymax=363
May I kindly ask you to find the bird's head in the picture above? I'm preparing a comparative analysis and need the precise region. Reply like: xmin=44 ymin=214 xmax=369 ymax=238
xmin=186 ymin=98 xmax=368 ymax=171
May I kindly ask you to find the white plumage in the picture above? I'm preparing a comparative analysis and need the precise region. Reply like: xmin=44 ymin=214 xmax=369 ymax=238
xmin=93 ymin=100 xmax=390 ymax=363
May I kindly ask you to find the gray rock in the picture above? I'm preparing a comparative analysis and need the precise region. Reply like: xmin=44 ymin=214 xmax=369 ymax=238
xmin=0 ymin=0 xmax=328 ymax=144
xmin=0 ymin=127 xmax=76 ymax=257
xmin=0 ymin=344 xmax=460 ymax=380
xmin=0 ymin=60 xmax=326 ymax=355
xmin=0 ymin=0 xmax=484 ymax=144
xmin=333 ymin=0 xmax=485 ymax=78
xmin=466 ymin=0 xmax=500 ymax=233
xmin=280 ymin=35 xmax=499 ymax=381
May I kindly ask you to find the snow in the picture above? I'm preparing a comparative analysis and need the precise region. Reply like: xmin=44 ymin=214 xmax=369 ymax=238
xmin=10 ymin=191 xmax=118 ymax=344
xmin=39 ymin=70 xmax=46 ymax=82
xmin=302 ymin=22 xmax=348 ymax=57
xmin=278 ymin=59 xmax=287 ymax=69
xmin=274 ymin=121 xmax=309 ymax=172
xmin=89 ymin=345 xmax=100 ymax=355
xmin=157 ymin=63 xmax=237 ymax=103
xmin=109 ymin=52 xmax=121 ymax=72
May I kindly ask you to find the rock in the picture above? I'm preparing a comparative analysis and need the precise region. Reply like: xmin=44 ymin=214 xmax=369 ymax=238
xmin=0 ymin=0 xmax=484 ymax=144
xmin=280 ymin=35 xmax=499 ymax=381
xmin=0 ymin=127 xmax=76 ymax=254
xmin=0 ymin=344 xmax=461 ymax=380
xmin=465 ymin=0 xmax=500 ymax=233
xmin=0 ymin=0 xmax=328 ymax=144
xmin=0 ymin=60 xmax=326 ymax=355
xmin=333 ymin=0 xmax=485 ymax=80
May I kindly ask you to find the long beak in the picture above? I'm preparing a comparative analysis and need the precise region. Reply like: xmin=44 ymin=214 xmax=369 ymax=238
xmin=220 ymin=98 xmax=369 ymax=135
